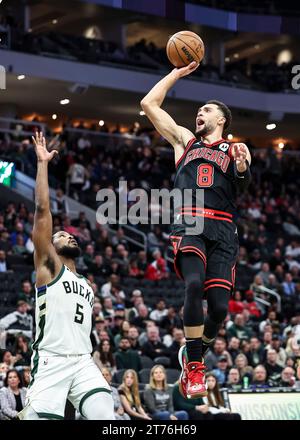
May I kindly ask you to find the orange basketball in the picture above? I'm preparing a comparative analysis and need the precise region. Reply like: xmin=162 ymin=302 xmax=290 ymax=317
xmin=166 ymin=30 xmax=205 ymax=68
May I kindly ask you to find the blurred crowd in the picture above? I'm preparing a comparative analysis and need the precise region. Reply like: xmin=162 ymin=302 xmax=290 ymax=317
xmin=1 ymin=8 xmax=298 ymax=93
xmin=1 ymin=127 xmax=300 ymax=418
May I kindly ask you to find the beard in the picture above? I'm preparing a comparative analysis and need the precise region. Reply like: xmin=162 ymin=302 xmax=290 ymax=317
xmin=57 ymin=245 xmax=81 ymax=259
xmin=196 ymin=122 xmax=214 ymax=137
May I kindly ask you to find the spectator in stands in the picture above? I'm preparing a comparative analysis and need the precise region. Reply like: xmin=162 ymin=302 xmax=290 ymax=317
xmin=259 ymin=310 xmax=280 ymax=334
xmin=143 ymin=365 xmax=188 ymax=420
xmin=18 ymin=280 xmax=34 ymax=305
xmin=250 ymin=365 xmax=269 ymax=389
xmin=226 ymin=367 xmax=242 ymax=390
xmin=92 ymin=339 xmax=116 ymax=374
xmin=127 ymin=326 xmax=142 ymax=354
xmin=266 ymin=334 xmax=287 ymax=367
xmin=114 ymin=320 xmax=130 ymax=346
xmin=203 ymin=373 xmax=241 ymax=420
xmin=168 ymin=328 xmax=185 ymax=369
xmin=90 ymin=254 xmax=109 ymax=277
xmin=227 ymin=337 xmax=241 ymax=363
xmin=0 ymin=301 xmax=33 ymax=339
xmin=149 ymin=299 xmax=168 ymax=324
xmin=12 ymin=234 xmax=28 ymax=256
xmin=101 ymin=367 xmax=130 ymax=420
xmin=92 ymin=302 xmax=104 ymax=323
xmin=0 ymin=230 xmax=12 ymax=254
xmin=0 ymin=350 xmax=17 ymax=369
xmin=0 ymin=250 xmax=8 ymax=272
xmin=257 ymin=262 xmax=271 ymax=285
xmin=279 ymin=367 xmax=296 ymax=388
xmin=118 ymin=370 xmax=151 ymax=420
xmin=137 ymin=251 xmax=147 ymax=276
xmin=243 ymin=290 xmax=261 ymax=320
xmin=10 ymin=222 xmax=27 ymax=247
xmin=205 ymin=337 xmax=232 ymax=370
xmin=282 ymin=273 xmax=296 ymax=298
xmin=265 ymin=349 xmax=283 ymax=386
xmin=0 ymin=362 xmax=9 ymax=388
xmin=115 ymin=337 xmax=142 ymax=371
xmin=82 ymin=244 xmax=95 ymax=271
xmin=160 ymin=305 xmax=182 ymax=334
xmin=127 ymin=290 xmax=144 ymax=321
xmin=227 ymin=314 xmax=253 ymax=340
xmin=130 ymin=304 xmax=149 ymax=330
xmin=145 ymin=250 xmax=168 ymax=280
xmin=247 ymin=336 xmax=265 ymax=367
xmin=13 ymin=335 xmax=31 ymax=366
xmin=212 ymin=355 xmax=230 ymax=386
xmin=51 ymin=188 xmax=69 ymax=216
xmin=234 ymin=353 xmax=253 ymax=385
xmin=141 ymin=326 xmax=169 ymax=360
xmin=0 ymin=369 xmax=26 ymax=420
xmin=67 ymin=156 xmax=88 ymax=201
xmin=90 ymin=316 xmax=108 ymax=348
xmin=228 ymin=291 xmax=245 ymax=315
xmin=102 ymin=297 xmax=115 ymax=318
xmin=20 ymin=366 xmax=31 ymax=388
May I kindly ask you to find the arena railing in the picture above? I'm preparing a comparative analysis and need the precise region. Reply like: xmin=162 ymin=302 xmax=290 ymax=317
xmin=252 ymin=285 xmax=282 ymax=312
xmin=0 ymin=117 xmax=46 ymax=136
xmin=63 ymin=127 xmax=145 ymax=149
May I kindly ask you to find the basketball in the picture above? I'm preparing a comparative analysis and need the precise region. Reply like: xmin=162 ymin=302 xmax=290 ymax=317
xmin=166 ymin=30 xmax=205 ymax=68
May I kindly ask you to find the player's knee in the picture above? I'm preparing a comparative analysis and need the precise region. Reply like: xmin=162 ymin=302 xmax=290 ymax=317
xmin=209 ymin=303 xmax=228 ymax=323
xmin=82 ymin=392 xmax=115 ymax=420
xmin=186 ymin=278 xmax=203 ymax=297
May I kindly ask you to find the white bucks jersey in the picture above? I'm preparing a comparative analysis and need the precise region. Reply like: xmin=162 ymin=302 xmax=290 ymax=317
xmin=32 ymin=265 xmax=94 ymax=355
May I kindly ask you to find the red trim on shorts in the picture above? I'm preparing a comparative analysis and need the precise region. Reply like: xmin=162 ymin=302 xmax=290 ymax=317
xmin=180 ymin=207 xmax=233 ymax=218
xmin=204 ymin=284 xmax=232 ymax=291
xmin=180 ymin=209 xmax=233 ymax=223
xmin=180 ymin=247 xmax=207 ymax=272
xmin=204 ymin=278 xmax=232 ymax=285
xmin=175 ymin=137 xmax=197 ymax=168
xmin=173 ymin=256 xmax=183 ymax=280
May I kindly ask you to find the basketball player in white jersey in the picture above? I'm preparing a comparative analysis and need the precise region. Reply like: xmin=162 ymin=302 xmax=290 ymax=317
xmin=18 ymin=132 xmax=114 ymax=420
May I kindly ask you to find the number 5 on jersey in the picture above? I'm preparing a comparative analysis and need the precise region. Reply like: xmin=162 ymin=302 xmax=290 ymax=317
xmin=197 ymin=164 xmax=214 ymax=187
xmin=74 ymin=303 xmax=84 ymax=324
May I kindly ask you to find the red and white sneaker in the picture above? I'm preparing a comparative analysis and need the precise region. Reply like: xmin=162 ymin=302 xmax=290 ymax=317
xmin=186 ymin=361 xmax=207 ymax=399
xmin=178 ymin=345 xmax=188 ymax=398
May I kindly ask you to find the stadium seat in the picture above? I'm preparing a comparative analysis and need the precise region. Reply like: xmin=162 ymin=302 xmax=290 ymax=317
xmin=166 ymin=368 xmax=180 ymax=384
xmin=112 ymin=369 xmax=127 ymax=384
xmin=153 ymin=356 xmax=170 ymax=367
xmin=138 ymin=368 xmax=151 ymax=384
xmin=140 ymin=355 xmax=154 ymax=369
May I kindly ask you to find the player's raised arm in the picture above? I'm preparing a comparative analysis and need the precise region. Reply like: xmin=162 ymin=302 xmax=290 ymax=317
xmin=140 ymin=62 xmax=199 ymax=160
xmin=32 ymin=132 xmax=60 ymax=278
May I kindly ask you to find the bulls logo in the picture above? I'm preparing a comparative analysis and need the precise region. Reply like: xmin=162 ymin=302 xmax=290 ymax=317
xmin=219 ymin=143 xmax=229 ymax=152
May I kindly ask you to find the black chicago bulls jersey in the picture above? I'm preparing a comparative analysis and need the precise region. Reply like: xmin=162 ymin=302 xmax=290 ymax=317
xmin=171 ymin=137 xmax=237 ymax=239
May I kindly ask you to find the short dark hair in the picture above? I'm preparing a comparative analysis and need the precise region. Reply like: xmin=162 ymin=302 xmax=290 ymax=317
xmin=4 ymin=369 xmax=23 ymax=388
xmin=206 ymin=100 xmax=232 ymax=131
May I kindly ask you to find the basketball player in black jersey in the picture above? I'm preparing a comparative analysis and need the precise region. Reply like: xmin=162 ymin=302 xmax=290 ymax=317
xmin=141 ymin=61 xmax=251 ymax=399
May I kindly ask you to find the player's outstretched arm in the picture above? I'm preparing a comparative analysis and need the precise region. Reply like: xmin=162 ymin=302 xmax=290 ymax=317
xmin=141 ymin=62 xmax=199 ymax=161
xmin=32 ymin=132 xmax=60 ymax=281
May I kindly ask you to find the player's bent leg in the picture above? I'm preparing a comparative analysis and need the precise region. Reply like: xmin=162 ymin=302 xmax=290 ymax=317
xmin=203 ymin=286 xmax=230 ymax=355
xmin=68 ymin=354 xmax=115 ymax=419
xmin=178 ymin=253 xmax=207 ymax=399
xmin=81 ymin=391 xmax=115 ymax=420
